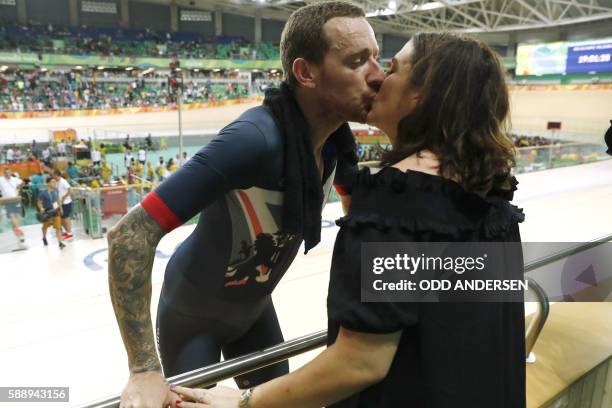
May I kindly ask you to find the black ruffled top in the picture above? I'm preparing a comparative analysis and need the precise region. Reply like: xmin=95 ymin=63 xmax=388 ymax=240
xmin=327 ymin=167 xmax=526 ymax=408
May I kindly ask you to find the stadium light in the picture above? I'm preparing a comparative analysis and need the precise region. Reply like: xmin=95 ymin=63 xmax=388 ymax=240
xmin=125 ymin=67 xmax=134 ymax=71
xmin=75 ymin=66 xmax=83 ymax=70
xmin=0 ymin=65 xmax=7 ymax=72
xmin=194 ymin=68 xmax=200 ymax=72
xmin=213 ymin=68 xmax=221 ymax=72
xmin=97 ymin=66 xmax=105 ymax=70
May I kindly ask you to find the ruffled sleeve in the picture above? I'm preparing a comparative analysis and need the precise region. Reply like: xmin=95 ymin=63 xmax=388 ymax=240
xmin=327 ymin=225 xmax=420 ymax=333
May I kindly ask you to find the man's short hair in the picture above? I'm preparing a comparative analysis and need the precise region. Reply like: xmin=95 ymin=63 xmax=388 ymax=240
xmin=280 ymin=1 xmax=365 ymax=88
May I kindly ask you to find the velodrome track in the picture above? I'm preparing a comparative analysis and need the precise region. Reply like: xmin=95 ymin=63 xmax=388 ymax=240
xmin=1 ymin=86 xmax=612 ymax=143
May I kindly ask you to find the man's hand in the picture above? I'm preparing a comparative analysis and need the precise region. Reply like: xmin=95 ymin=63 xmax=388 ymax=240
xmin=120 ymin=371 xmax=179 ymax=408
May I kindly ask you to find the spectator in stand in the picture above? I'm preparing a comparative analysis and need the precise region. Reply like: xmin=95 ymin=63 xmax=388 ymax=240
xmin=124 ymin=149 xmax=133 ymax=169
xmin=166 ymin=157 xmax=177 ymax=175
xmin=57 ymin=139 xmax=67 ymax=156
xmin=66 ymin=161 xmax=79 ymax=179
xmin=180 ymin=151 xmax=189 ymax=166
xmin=42 ymin=146 xmax=51 ymax=166
xmin=6 ymin=145 xmax=15 ymax=163
xmin=54 ymin=169 xmax=73 ymax=240
xmin=91 ymin=147 xmax=102 ymax=167
xmin=101 ymin=161 xmax=112 ymax=182
xmin=0 ymin=166 xmax=26 ymax=248
xmin=146 ymin=162 xmax=154 ymax=183
xmin=37 ymin=177 xmax=65 ymax=249
xmin=138 ymin=147 xmax=147 ymax=165
xmin=155 ymin=157 xmax=166 ymax=182
xmin=30 ymin=171 xmax=44 ymax=202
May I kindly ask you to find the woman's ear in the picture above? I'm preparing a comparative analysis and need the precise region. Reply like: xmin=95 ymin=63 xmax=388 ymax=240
xmin=292 ymin=58 xmax=318 ymax=89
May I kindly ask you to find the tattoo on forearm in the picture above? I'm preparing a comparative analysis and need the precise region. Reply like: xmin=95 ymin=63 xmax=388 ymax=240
xmin=108 ymin=204 xmax=165 ymax=373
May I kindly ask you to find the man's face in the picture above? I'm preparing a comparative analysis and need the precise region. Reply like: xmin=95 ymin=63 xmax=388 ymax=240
xmin=3 ymin=168 xmax=10 ymax=178
xmin=313 ymin=17 xmax=385 ymax=123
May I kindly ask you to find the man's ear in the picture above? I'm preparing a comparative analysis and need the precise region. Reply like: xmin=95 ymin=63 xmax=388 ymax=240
xmin=292 ymin=58 xmax=318 ymax=89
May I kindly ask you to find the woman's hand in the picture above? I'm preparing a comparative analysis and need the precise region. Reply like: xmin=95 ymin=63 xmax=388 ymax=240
xmin=172 ymin=385 xmax=242 ymax=408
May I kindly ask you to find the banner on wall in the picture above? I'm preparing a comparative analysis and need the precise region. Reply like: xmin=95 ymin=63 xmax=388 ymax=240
xmin=0 ymin=52 xmax=282 ymax=70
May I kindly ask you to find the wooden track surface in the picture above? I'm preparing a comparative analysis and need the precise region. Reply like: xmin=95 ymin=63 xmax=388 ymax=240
xmin=527 ymin=303 xmax=612 ymax=407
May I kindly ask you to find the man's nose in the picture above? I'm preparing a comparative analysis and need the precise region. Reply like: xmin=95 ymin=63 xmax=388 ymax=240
xmin=367 ymin=59 xmax=385 ymax=92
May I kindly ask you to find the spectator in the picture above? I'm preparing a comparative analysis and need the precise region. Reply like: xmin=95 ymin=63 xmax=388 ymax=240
xmin=0 ymin=166 xmax=26 ymax=248
xmin=30 ymin=171 xmax=44 ymax=202
xmin=180 ymin=151 xmax=189 ymax=166
xmin=155 ymin=157 xmax=166 ymax=182
xmin=138 ymin=147 xmax=146 ymax=165
xmin=91 ymin=147 xmax=102 ymax=166
xmin=42 ymin=146 xmax=51 ymax=165
xmin=66 ymin=161 xmax=79 ymax=179
xmin=146 ymin=162 xmax=154 ymax=183
xmin=54 ymin=169 xmax=73 ymax=240
xmin=166 ymin=157 xmax=177 ymax=175
xmin=6 ymin=146 xmax=15 ymax=163
xmin=57 ymin=139 xmax=67 ymax=156
xmin=124 ymin=149 xmax=133 ymax=169
xmin=37 ymin=177 xmax=65 ymax=249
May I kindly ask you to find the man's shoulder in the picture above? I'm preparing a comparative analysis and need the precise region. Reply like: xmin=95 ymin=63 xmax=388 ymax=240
xmin=230 ymin=105 xmax=279 ymax=136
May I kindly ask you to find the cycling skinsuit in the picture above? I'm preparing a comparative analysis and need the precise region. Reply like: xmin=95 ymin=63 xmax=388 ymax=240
xmin=141 ymin=106 xmax=352 ymax=387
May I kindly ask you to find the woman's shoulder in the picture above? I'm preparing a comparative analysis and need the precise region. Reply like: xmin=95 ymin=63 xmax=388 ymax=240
xmin=337 ymin=166 xmax=524 ymax=239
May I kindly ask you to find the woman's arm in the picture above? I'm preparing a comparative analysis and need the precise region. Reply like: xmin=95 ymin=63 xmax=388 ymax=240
xmin=246 ymin=327 xmax=400 ymax=408
xmin=176 ymin=327 xmax=401 ymax=408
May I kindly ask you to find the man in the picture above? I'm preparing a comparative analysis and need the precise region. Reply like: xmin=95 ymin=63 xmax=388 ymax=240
xmin=91 ymin=147 xmax=102 ymax=167
xmin=37 ymin=177 xmax=65 ymax=250
xmin=66 ymin=162 xmax=79 ymax=180
xmin=155 ymin=157 xmax=166 ymax=182
xmin=108 ymin=2 xmax=384 ymax=407
xmin=54 ymin=170 xmax=73 ymax=240
xmin=0 ymin=166 xmax=25 ymax=248
xmin=6 ymin=146 xmax=14 ymax=163
xmin=180 ymin=151 xmax=189 ymax=166
xmin=138 ymin=147 xmax=147 ymax=165
xmin=124 ymin=149 xmax=134 ymax=170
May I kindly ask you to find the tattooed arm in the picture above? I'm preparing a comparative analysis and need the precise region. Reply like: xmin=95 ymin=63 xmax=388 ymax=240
xmin=108 ymin=204 xmax=177 ymax=408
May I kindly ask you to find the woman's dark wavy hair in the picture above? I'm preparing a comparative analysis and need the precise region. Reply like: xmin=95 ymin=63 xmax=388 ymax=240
xmin=381 ymin=32 xmax=516 ymax=196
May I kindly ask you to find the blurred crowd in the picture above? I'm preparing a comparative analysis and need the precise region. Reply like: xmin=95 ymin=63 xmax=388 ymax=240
xmin=0 ymin=23 xmax=280 ymax=60
xmin=511 ymin=134 xmax=555 ymax=147
xmin=0 ymin=68 xmax=250 ymax=112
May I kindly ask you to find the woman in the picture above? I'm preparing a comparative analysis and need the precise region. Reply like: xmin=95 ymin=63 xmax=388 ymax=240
xmin=173 ymin=33 xmax=525 ymax=408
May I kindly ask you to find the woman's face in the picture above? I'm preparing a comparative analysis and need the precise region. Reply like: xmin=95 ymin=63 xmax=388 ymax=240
xmin=367 ymin=40 xmax=419 ymax=144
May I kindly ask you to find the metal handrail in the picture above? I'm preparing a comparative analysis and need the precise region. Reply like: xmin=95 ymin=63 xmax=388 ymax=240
xmin=79 ymin=233 xmax=612 ymax=408
xmin=78 ymin=331 xmax=327 ymax=408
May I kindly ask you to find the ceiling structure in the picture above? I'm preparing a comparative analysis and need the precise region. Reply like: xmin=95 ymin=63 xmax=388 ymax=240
xmin=152 ymin=0 xmax=612 ymax=35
